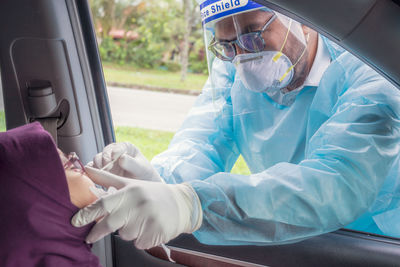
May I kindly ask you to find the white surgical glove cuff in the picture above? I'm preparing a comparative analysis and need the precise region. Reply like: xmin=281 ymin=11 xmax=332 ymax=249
xmin=174 ymin=183 xmax=203 ymax=234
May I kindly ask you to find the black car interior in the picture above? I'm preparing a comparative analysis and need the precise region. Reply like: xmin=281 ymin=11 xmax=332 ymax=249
xmin=0 ymin=0 xmax=399 ymax=266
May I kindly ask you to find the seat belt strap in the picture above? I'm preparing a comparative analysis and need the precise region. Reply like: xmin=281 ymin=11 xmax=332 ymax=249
xmin=36 ymin=117 xmax=58 ymax=145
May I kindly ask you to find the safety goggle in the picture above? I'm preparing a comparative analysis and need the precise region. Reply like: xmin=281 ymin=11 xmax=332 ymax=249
xmin=208 ymin=13 xmax=277 ymax=61
xmin=62 ymin=152 xmax=86 ymax=174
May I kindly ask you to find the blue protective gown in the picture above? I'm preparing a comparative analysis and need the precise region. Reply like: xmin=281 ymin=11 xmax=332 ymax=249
xmin=152 ymin=36 xmax=400 ymax=245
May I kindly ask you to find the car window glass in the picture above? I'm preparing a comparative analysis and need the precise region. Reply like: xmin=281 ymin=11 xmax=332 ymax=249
xmin=88 ymin=0 xmax=399 ymax=240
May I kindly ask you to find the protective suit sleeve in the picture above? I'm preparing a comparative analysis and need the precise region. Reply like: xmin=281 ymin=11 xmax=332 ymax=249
xmin=188 ymin=54 xmax=400 ymax=245
xmin=152 ymin=60 xmax=240 ymax=184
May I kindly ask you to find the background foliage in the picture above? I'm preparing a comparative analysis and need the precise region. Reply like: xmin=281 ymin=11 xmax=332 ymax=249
xmin=91 ymin=0 xmax=207 ymax=74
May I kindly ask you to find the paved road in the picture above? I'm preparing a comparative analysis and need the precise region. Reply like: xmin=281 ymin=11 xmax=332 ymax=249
xmin=0 ymin=85 xmax=196 ymax=132
xmin=107 ymin=86 xmax=197 ymax=132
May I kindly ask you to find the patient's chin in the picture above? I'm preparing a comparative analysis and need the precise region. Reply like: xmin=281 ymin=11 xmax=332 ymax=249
xmin=65 ymin=169 xmax=98 ymax=208
xmin=71 ymin=194 xmax=98 ymax=209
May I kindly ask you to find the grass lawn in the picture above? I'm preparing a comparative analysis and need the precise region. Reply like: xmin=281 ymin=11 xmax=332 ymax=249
xmin=115 ymin=126 xmax=251 ymax=175
xmin=115 ymin=126 xmax=174 ymax=161
xmin=0 ymin=111 xmax=5 ymax=132
xmin=103 ymin=63 xmax=208 ymax=92
xmin=0 ymin=112 xmax=250 ymax=175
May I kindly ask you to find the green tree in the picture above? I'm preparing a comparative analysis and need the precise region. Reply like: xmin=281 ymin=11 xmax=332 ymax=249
xmin=89 ymin=0 xmax=140 ymax=37
xmin=181 ymin=0 xmax=200 ymax=81
xmin=128 ymin=0 xmax=184 ymax=68
xmin=90 ymin=0 xmax=206 ymax=73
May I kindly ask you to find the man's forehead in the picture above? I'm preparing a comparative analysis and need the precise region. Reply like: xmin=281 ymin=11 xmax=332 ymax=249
xmin=215 ymin=10 xmax=274 ymax=40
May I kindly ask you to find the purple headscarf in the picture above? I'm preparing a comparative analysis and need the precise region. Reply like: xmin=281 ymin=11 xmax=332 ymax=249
xmin=0 ymin=122 xmax=101 ymax=267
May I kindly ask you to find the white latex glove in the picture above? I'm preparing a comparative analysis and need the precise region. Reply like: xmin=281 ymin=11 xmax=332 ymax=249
xmin=71 ymin=166 xmax=203 ymax=250
xmin=91 ymin=142 xmax=163 ymax=182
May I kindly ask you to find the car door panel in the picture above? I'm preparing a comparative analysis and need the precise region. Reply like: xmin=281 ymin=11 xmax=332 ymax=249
xmin=166 ymin=231 xmax=400 ymax=267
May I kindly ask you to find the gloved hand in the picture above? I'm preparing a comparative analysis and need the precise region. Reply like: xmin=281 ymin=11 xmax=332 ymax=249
xmin=91 ymin=142 xmax=163 ymax=182
xmin=71 ymin=166 xmax=203 ymax=250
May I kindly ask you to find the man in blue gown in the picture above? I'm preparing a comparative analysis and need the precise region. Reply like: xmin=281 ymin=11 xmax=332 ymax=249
xmin=72 ymin=1 xmax=400 ymax=249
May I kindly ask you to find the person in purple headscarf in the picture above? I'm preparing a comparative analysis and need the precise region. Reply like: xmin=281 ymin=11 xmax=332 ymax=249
xmin=58 ymin=148 xmax=101 ymax=209
xmin=0 ymin=122 xmax=102 ymax=267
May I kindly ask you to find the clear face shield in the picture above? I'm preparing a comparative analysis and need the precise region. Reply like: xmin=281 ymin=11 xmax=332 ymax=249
xmin=200 ymin=0 xmax=310 ymax=106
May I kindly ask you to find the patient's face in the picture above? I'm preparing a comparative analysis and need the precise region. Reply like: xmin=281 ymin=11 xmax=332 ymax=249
xmin=57 ymin=149 xmax=98 ymax=208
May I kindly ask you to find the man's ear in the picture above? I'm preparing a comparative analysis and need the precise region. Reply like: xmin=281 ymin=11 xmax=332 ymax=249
xmin=301 ymin=25 xmax=318 ymax=45
xmin=301 ymin=25 xmax=312 ymax=35
xmin=301 ymin=25 xmax=318 ymax=37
